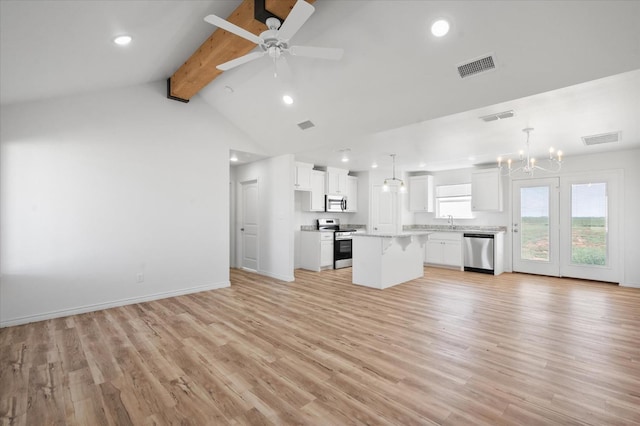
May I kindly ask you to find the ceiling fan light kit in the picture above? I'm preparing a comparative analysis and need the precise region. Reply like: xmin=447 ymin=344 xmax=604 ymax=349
xmin=498 ymin=128 xmax=563 ymax=176
xmin=204 ymin=0 xmax=344 ymax=74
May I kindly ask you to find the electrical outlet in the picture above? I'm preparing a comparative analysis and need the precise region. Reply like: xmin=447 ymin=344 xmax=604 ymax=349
xmin=136 ymin=273 xmax=144 ymax=283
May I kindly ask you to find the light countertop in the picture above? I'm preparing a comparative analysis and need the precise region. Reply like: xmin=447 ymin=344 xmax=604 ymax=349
xmin=353 ymin=231 xmax=431 ymax=238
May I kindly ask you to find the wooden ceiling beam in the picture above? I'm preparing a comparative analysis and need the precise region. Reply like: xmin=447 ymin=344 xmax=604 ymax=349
xmin=168 ymin=0 xmax=315 ymax=102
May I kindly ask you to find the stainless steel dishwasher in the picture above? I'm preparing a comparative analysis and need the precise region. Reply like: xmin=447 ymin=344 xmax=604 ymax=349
xmin=463 ymin=233 xmax=494 ymax=274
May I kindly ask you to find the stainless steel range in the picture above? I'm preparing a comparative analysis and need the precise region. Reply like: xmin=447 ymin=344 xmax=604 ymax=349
xmin=317 ymin=218 xmax=356 ymax=269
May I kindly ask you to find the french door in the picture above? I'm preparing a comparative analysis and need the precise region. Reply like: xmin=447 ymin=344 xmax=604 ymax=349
xmin=559 ymin=172 xmax=620 ymax=283
xmin=512 ymin=178 xmax=560 ymax=276
xmin=512 ymin=173 xmax=620 ymax=283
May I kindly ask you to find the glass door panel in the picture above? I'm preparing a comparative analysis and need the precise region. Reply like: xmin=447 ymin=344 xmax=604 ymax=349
xmin=512 ymin=178 xmax=560 ymax=276
xmin=571 ymin=183 xmax=607 ymax=266
xmin=520 ymin=186 xmax=550 ymax=261
xmin=560 ymin=172 xmax=619 ymax=283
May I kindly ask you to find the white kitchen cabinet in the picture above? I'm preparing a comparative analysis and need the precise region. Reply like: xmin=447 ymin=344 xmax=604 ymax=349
xmin=471 ymin=168 xmax=503 ymax=212
xmin=294 ymin=162 xmax=313 ymax=191
xmin=301 ymin=170 xmax=326 ymax=212
xmin=409 ymin=175 xmax=434 ymax=212
xmin=346 ymin=175 xmax=358 ymax=212
xmin=326 ymin=167 xmax=348 ymax=195
xmin=300 ymin=231 xmax=334 ymax=271
xmin=424 ymin=232 xmax=462 ymax=268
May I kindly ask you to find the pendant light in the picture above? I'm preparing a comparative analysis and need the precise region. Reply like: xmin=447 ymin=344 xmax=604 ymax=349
xmin=382 ymin=154 xmax=406 ymax=193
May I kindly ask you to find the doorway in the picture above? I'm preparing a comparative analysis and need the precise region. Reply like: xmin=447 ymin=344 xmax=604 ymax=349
xmin=559 ymin=172 xmax=620 ymax=282
xmin=512 ymin=172 xmax=620 ymax=283
xmin=512 ymin=178 xmax=560 ymax=276
xmin=239 ymin=180 xmax=258 ymax=271
xmin=371 ymin=184 xmax=399 ymax=234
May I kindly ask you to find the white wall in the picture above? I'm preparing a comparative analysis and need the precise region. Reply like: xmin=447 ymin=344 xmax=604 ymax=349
xmin=0 ymin=81 xmax=264 ymax=327
xmin=233 ymin=155 xmax=295 ymax=281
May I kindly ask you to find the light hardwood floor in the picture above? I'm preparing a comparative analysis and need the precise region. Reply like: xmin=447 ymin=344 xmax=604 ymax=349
xmin=1 ymin=267 xmax=640 ymax=425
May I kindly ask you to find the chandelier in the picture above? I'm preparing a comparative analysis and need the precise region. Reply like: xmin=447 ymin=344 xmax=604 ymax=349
xmin=382 ymin=154 xmax=406 ymax=192
xmin=498 ymin=127 xmax=563 ymax=176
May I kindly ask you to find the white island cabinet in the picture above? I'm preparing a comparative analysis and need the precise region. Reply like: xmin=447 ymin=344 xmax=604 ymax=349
xmin=352 ymin=233 xmax=429 ymax=289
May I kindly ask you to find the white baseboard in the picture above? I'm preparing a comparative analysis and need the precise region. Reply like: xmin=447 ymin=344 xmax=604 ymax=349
xmin=620 ymin=282 xmax=640 ymax=288
xmin=0 ymin=281 xmax=230 ymax=328
xmin=257 ymin=269 xmax=295 ymax=283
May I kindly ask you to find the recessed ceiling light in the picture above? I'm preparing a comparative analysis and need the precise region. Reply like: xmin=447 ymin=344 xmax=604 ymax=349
xmin=371 ymin=163 xmax=378 ymax=169
xmin=431 ymin=19 xmax=450 ymax=37
xmin=282 ymin=95 xmax=294 ymax=105
xmin=113 ymin=35 xmax=132 ymax=46
xmin=230 ymin=154 xmax=238 ymax=162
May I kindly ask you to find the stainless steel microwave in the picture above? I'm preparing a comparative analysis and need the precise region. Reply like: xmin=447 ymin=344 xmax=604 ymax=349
xmin=325 ymin=195 xmax=347 ymax=212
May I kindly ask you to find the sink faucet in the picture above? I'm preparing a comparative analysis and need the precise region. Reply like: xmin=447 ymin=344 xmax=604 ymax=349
xmin=447 ymin=215 xmax=454 ymax=229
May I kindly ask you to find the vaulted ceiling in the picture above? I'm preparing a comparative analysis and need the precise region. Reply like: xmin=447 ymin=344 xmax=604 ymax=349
xmin=2 ymin=1 xmax=639 ymax=172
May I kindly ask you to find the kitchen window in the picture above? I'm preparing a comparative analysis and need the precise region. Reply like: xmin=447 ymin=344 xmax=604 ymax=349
xmin=435 ymin=183 xmax=474 ymax=219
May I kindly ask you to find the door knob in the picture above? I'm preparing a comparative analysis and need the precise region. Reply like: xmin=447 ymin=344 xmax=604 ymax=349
xmin=240 ymin=228 xmax=245 ymax=231
xmin=513 ymin=229 xmax=518 ymax=233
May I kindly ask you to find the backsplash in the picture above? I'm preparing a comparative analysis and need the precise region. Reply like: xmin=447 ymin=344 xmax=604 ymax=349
xmin=404 ymin=224 xmax=508 ymax=232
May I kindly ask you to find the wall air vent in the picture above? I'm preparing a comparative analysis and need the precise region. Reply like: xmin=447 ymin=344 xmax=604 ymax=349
xmin=479 ymin=110 xmax=515 ymax=122
xmin=582 ymin=131 xmax=620 ymax=146
xmin=297 ymin=120 xmax=315 ymax=130
xmin=458 ymin=54 xmax=496 ymax=78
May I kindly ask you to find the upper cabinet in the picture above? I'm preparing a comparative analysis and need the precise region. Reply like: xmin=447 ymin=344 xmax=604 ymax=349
xmin=301 ymin=170 xmax=326 ymax=212
xmin=409 ymin=175 xmax=434 ymax=212
xmin=346 ymin=175 xmax=358 ymax=212
xmin=326 ymin=167 xmax=348 ymax=195
xmin=294 ymin=162 xmax=313 ymax=191
xmin=471 ymin=168 xmax=503 ymax=212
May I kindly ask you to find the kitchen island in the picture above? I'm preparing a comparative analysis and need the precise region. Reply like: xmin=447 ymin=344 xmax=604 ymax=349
xmin=352 ymin=232 xmax=430 ymax=289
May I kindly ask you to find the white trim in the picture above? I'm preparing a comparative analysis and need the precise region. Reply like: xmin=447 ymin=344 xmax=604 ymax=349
xmin=0 ymin=281 xmax=230 ymax=328
xmin=258 ymin=269 xmax=295 ymax=283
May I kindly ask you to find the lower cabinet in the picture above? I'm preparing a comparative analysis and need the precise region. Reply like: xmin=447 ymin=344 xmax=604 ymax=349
xmin=300 ymin=231 xmax=334 ymax=271
xmin=425 ymin=232 xmax=462 ymax=268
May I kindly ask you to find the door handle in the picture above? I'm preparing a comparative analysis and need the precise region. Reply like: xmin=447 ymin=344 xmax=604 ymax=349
xmin=513 ymin=229 xmax=518 ymax=233
xmin=240 ymin=228 xmax=245 ymax=231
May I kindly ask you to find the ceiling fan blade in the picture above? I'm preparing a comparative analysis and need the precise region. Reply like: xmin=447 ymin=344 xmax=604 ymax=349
xmin=216 ymin=51 xmax=266 ymax=71
xmin=276 ymin=0 xmax=315 ymax=42
xmin=204 ymin=14 xmax=264 ymax=45
xmin=289 ymin=45 xmax=344 ymax=60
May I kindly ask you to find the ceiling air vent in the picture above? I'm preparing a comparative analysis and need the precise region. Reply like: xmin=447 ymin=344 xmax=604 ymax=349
xmin=479 ymin=110 xmax=515 ymax=122
xmin=457 ymin=54 xmax=496 ymax=78
xmin=582 ymin=131 xmax=620 ymax=146
xmin=297 ymin=120 xmax=315 ymax=130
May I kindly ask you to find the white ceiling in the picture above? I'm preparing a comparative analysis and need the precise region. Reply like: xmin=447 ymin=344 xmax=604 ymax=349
xmin=2 ymin=1 xmax=639 ymax=173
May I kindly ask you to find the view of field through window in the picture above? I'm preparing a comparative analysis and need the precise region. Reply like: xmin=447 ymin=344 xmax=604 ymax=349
xmin=520 ymin=186 xmax=550 ymax=261
xmin=519 ymin=183 xmax=607 ymax=266
xmin=571 ymin=182 xmax=607 ymax=266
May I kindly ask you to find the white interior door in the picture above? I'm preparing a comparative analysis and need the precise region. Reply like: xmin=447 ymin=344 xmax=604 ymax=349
xmin=512 ymin=178 xmax=560 ymax=276
xmin=371 ymin=184 xmax=398 ymax=234
xmin=559 ymin=171 xmax=620 ymax=283
xmin=240 ymin=180 xmax=258 ymax=271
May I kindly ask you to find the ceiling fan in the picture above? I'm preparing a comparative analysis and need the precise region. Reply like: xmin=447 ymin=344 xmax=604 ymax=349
xmin=204 ymin=0 xmax=344 ymax=74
